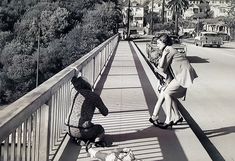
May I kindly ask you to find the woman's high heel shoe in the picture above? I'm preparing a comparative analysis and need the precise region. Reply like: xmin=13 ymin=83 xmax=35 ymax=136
xmin=173 ymin=117 xmax=183 ymax=125
xmin=158 ymin=121 xmax=174 ymax=129
xmin=149 ymin=118 xmax=163 ymax=127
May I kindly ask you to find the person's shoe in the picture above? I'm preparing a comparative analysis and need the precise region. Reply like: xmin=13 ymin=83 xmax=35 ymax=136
xmin=158 ymin=121 xmax=174 ymax=129
xmin=85 ymin=140 xmax=92 ymax=152
xmin=173 ymin=117 xmax=183 ymax=125
xmin=149 ymin=118 xmax=163 ymax=127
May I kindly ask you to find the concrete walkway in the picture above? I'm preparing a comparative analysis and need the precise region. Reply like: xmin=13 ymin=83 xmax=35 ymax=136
xmin=60 ymin=41 xmax=211 ymax=161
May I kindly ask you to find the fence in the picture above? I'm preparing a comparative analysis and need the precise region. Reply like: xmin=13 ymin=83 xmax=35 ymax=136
xmin=0 ymin=34 xmax=119 ymax=161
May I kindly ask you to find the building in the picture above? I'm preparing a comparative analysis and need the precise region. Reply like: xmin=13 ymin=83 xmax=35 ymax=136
xmin=185 ymin=0 xmax=231 ymax=18
xmin=122 ymin=0 xmax=146 ymax=6
xmin=209 ymin=0 xmax=230 ymax=17
xmin=147 ymin=0 xmax=172 ymax=22
xmin=185 ymin=0 xmax=232 ymax=36
xmin=183 ymin=3 xmax=200 ymax=19
xmin=122 ymin=1 xmax=144 ymax=34
xmin=188 ymin=0 xmax=203 ymax=5
xmin=183 ymin=0 xmax=211 ymax=19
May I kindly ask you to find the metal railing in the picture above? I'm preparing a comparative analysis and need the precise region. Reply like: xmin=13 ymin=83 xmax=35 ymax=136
xmin=0 ymin=34 xmax=119 ymax=161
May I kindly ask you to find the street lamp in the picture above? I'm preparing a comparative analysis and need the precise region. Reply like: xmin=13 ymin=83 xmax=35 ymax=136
xmin=32 ymin=18 xmax=41 ymax=87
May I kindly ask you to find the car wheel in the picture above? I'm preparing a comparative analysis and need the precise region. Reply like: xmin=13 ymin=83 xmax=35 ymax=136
xmin=217 ymin=45 xmax=220 ymax=48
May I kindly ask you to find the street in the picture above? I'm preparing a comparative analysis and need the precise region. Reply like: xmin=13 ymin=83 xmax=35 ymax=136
xmin=135 ymin=40 xmax=235 ymax=161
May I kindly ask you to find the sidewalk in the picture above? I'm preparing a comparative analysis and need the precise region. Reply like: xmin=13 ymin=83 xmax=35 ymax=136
xmin=223 ymin=41 xmax=235 ymax=48
xmin=60 ymin=41 xmax=212 ymax=161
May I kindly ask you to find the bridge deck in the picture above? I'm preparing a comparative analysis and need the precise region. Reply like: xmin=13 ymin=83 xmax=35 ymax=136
xmin=59 ymin=41 xmax=211 ymax=161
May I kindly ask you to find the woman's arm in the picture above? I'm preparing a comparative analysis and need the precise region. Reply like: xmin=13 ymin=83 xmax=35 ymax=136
xmin=158 ymin=48 xmax=169 ymax=69
xmin=95 ymin=94 xmax=109 ymax=116
xmin=158 ymin=47 xmax=173 ymax=70
xmin=158 ymin=53 xmax=167 ymax=68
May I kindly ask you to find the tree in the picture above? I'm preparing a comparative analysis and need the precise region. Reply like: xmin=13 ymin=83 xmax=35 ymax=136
xmin=228 ymin=0 xmax=235 ymax=16
xmin=145 ymin=12 xmax=161 ymax=27
xmin=191 ymin=1 xmax=213 ymax=19
xmin=0 ymin=7 xmax=19 ymax=31
xmin=153 ymin=22 xmax=175 ymax=33
xmin=167 ymin=0 xmax=189 ymax=35
xmin=0 ymin=40 xmax=33 ymax=69
xmin=0 ymin=31 xmax=13 ymax=51
xmin=200 ymin=1 xmax=213 ymax=18
xmin=0 ymin=72 xmax=12 ymax=104
xmin=83 ymin=2 xmax=122 ymax=40
xmin=0 ymin=0 xmax=38 ymax=32
xmin=223 ymin=0 xmax=235 ymax=39
xmin=0 ymin=0 xmax=122 ymax=104
xmin=14 ymin=2 xmax=71 ymax=46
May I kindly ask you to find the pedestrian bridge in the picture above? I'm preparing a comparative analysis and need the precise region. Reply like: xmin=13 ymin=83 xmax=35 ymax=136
xmin=0 ymin=35 xmax=212 ymax=161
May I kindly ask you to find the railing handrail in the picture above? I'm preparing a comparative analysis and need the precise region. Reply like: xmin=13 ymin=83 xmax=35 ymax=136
xmin=0 ymin=34 xmax=118 ymax=142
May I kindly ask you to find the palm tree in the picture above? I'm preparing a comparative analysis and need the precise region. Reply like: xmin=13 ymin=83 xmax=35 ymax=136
xmin=167 ymin=0 xmax=189 ymax=35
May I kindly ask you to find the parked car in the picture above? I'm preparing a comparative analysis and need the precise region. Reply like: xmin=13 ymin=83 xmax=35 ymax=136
xmin=194 ymin=32 xmax=223 ymax=47
xmin=146 ymin=36 xmax=161 ymax=64
xmin=146 ymin=35 xmax=187 ymax=65
xmin=129 ymin=29 xmax=140 ymax=39
xmin=217 ymin=32 xmax=231 ymax=42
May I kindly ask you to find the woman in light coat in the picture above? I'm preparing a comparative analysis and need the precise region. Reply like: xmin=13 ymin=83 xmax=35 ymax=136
xmin=150 ymin=34 xmax=198 ymax=129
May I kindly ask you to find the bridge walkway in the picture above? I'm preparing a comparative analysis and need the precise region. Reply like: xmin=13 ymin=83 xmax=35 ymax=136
xmin=59 ymin=41 xmax=211 ymax=161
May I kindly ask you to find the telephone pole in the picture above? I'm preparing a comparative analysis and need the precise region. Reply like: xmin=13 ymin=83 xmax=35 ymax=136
xmin=162 ymin=0 xmax=165 ymax=24
xmin=33 ymin=18 xmax=41 ymax=87
xmin=127 ymin=0 xmax=131 ymax=39
xmin=151 ymin=0 xmax=154 ymax=35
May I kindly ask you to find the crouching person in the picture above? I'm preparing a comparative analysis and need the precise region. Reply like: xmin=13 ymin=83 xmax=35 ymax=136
xmin=65 ymin=76 xmax=109 ymax=146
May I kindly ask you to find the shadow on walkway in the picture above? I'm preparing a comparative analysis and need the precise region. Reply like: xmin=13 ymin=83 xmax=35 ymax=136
xmin=187 ymin=56 xmax=210 ymax=63
xmin=59 ymin=138 xmax=82 ymax=161
xmin=105 ymin=125 xmax=188 ymax=143
xmin=128 ymin=42 xmax=189 ymax=161
xmin=204 ymin=126 xmax=235 ymax=138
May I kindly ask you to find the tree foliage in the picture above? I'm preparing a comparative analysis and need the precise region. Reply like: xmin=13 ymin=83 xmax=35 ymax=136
xmin=0 ymin=0 xmax=122 ymax=104
xmin=145 ymin=12 xmax=161 ymax=26
xmin=0 ymin=31 xmax=13 ymax=51
xmin=167 ymin=0 xmax=189 ymax=35
xmin=228 ymin=0 xmax=235 ymax=16
xmin=0 ymin=71 xmax=12 ymax=104
xmin=153 ymin=22 xmax=175 ymax=33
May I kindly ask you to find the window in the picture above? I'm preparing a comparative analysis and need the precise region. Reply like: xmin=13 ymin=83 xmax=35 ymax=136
xmin=193 ymin=8 xmax=199 ymax=13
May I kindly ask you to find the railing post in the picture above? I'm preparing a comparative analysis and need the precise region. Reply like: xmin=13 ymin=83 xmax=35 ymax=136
xmin=39 ymin=104 xmax=50 ymax=161
xmin=105 ymin=44 xmax=107 ymax=60
xmin=93 ymin=57 xmax=96 ymax=87
xmin=100 ymin=51 xmax=103 ymax=74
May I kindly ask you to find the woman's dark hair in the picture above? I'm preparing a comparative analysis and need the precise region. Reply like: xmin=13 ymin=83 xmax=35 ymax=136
xmin=71 ymin=76 xmax=92 ymax=91
xmin=159 ymin=33 xmax=173 ymax=46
